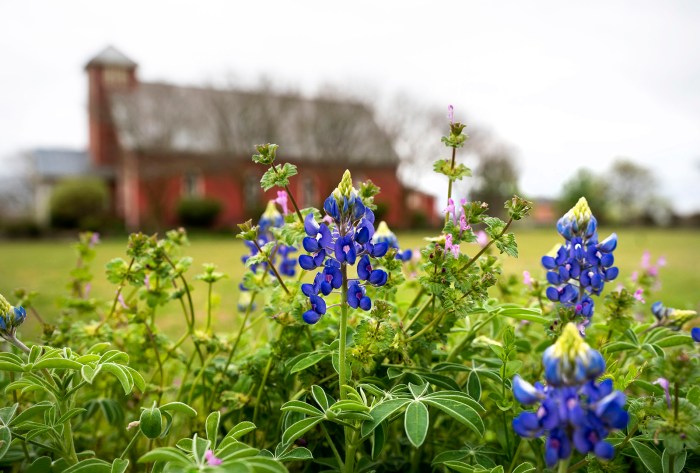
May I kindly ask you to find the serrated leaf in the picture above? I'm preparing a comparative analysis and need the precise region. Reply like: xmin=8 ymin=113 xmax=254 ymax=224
xmin=281 ymin=416 xmax=323 ymax=444
xmin=404 ymin=401 xmax=429 ymax=447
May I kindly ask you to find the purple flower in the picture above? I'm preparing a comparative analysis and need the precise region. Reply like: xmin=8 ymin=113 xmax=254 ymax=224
xmin=693 ymin=328 xmax=700 ymax=343
xmin=347 ymin=281 xmax=371 ymax=311
xmin=205 ymin=449 xmax=222 ymax=466
xmin=303 ymin=294 xmax=327 ymax=324
xmin=275 ymin=190 xmax=289 ymax=215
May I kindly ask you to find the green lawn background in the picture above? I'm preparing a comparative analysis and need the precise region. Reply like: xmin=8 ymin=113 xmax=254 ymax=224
xmin=1 ymin=226 xmax=698 ymax=342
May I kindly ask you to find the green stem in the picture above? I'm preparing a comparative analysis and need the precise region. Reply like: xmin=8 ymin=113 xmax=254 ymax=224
xmin=321 ymin=424 xmax=345 ymax=471
xmin=558 ymin=457 xmax=570 ymax=473
xmin=458 ymin=217 xmax=514 ymax=277
xmin=271 ymin=163 xmax=304 ymax=224
xmin=206 ymin=281 xmax=213 ymax=333
xmin=674 ymin=382 xmax=679 ymax=423
xmin=446 ymin=313 xmax=497 ymax=362
xmin=60 ymin=400 xmax=79 ymax=464
xmin=405 ymin=311 xmax=443 ymax=342
xmin=507 ymin=439 xmax=525 ymax=473
xmin=252 ymin=241 xmax=290 ymax=294
xmin=403 ymin=296 xmax=434 ymax=333
xmin=119 ymin=430 xmax=143 ymax=460
xmin=208 ymin=291 xmax=258 ymax=412
xmin=338 ymin=264 xmax=349 ymax=399
xmin=252 ymin=357 xmax=274 ymax=432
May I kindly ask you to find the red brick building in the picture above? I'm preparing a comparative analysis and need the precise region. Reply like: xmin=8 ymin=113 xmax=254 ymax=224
xmin=85 ymin=46 xmax=435 ymax=230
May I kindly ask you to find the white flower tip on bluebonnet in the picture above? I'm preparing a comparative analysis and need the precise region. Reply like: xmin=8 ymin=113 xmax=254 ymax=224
xmin=543 ymin=323 xmax=605 ymax=387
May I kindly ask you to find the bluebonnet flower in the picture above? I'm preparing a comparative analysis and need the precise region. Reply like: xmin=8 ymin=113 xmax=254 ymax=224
xmin=372 ymin=221 xmax=413 ymax=261
xmin=238 ymin=200 xmax=297 ymax=310
xmin=649 ymin=301 xmax=698 ymax=340
xmin=0 ymin=294 xmax=27 ymax=338
xmin=542 ymin=197 xmax=618 ymax=328
xmin=298 ymin=171 xmax=389 ymax=324
xmin=693 ymin=327 xmax=700 ymax=343
xmin=513 ymin=323 xmax=628 ymax=468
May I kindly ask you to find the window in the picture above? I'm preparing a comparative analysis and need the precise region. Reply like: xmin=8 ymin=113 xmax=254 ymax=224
xmin=183 ymin=172 xmax=203 ymax=197
xmin=103 ymin=68 xmax=128 ymax=88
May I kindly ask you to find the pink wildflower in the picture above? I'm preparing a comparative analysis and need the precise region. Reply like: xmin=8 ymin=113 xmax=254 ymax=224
xmin=205 ymin=449 xmax=222 ymax=466
xmin=445 ymin=234 xmax=460 ymax=258
xmin=475 ymin=230 xmax=488 ymax=248
xmin=522 ymin=271 xmax=532 ymax=287
xmin=459 ymin=214 xmax=469 ymax=233
xmin=444 ymin=198 xmax=456 ymax=223
xmin=641 ymin=250 xmax=650 ymax=269
xmin=657 ymin=256 xmax=666 ymax=267
xmin=89 ymin=232 xmax=100 ymax=247
xmin=654 ymin=378 xmax=671 ymax=408
xmin=630 ymin=271 xmax=638 ymax=283
xmin=275 ymin=190 xmax=289 ymax=215
xmin=448 ymin=105 xmax=454 ymax=124
xmin=84 ymin=283 xmax=91 ymax=298
xmin=117 ymin=292 xmax=128 ymax=309
xmin=633 ymin=289 xmax=645 ymax=304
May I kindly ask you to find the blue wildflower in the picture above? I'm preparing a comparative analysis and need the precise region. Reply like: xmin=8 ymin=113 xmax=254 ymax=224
xmin=373 ymin=221 xmax=413 ymax=261
xmin=298 ymin=171 xmax=388 ymax=324
xmin=512 ymin=323 xmax=628 ymax=468
xmin=693 ymin=327 xmax=700 ymax=343
xmin=0 ymin=294 xmax=27 ymax=337
xmin=649 ymin=301 xmax=698 ymax=339
xmin=543 ymin=197 xmax=618 ymax=327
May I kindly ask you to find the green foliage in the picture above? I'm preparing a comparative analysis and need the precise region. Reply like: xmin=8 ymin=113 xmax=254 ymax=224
xmin=176 ymin=197 xmax=222 ymax=228
xmin=260 ymin=162 xmax=298 ymax=191
xmin=49 ymin=178 xmax=109 ymax=230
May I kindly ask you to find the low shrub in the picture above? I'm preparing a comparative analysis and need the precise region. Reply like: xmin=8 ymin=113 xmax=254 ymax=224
xmin=176 ymin=196 xmax=222 ymax=228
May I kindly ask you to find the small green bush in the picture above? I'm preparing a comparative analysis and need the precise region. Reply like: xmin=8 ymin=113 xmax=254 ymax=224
xmin=49 ymin=178 xmax=108 ymax=230
xmin=176 ymin=197 xmax=222 ymax=228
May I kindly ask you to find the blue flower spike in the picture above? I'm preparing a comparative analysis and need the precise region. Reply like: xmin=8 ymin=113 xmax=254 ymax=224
xmin=543 ymin=197 xmax=619 ymax=328
xmin=512 ymin=322 xmax=628 ymax=468
xmin=298 ymin=170 xmax=392 ymax=324
xmin=0 ymin=294 xmax=27 ymax=336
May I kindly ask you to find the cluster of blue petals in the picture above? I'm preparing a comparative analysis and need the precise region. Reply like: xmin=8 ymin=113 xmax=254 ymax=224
xmin=542 ymin=212 xmax=618 ymax=326
xmin=0 ymin=306 xmax=26 ymax=332
xmin=298 ymin=192 xmax=389 ymax=324
xmin=372 ymin=223 xmax=413 ymax=262
xmin=513 ymin=327 xmax=628 ymax=467
xmin=513 ymin=375 xmax=628 ymax=467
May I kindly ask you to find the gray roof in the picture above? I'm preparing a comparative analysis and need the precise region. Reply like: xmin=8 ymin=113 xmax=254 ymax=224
xmin=108 ymin=83 xmax=399 ymax=165
xmin=86 ymin=46 xmax=137 ymax=69
xmin=30 ymin=149 xmax=91 ymax=178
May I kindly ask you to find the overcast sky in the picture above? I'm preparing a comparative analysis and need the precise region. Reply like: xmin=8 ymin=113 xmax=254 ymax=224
xmin=1 ymin=0 xmax=699 ymax=213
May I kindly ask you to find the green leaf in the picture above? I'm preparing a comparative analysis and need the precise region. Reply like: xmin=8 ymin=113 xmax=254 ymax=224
xmin=511 ymin=462 xmax=536 ymax=473
xmin=281 ymin=416 xmax=323 ymax=445
xmin=371 ymin=422 xmax=387 ymax=460
xmin=160 ymin=402 xmax=197 ymax=417
xmin=110 ymin=459 xmax=129 ymax=473
xmin=125 ymin=367 xmax=146 ymax=392
xmin=57 ymin=408 xmax=87 ymax=425
xmin=630 ymin=439 xmax=662 ymax=472
xmin=404 ymin=401 xmax=429 ymax=447
xmin=0 ymin=426 xmax=11 ymax=461
xmin=62 ymin=458 xmax=112 ymax=473
xmin=498 ymin=307 xmax=547 ymax=325
xmin=442 ymin=460 xmax=476 ymax=473
xmin=32 ymin=357 xmax=83 ymax=370
xmin=604 ymin=342 xmax=639 ymax=353
xmin=101 ymin=363 xmax=133 ymax=395
xmin=206 ymin=411 xmax=221 ymax=446
xmin=655 ymin=335 xmax=693 ymax=348
xmin=467 ymin=371 xmax=482 ymax=401
xmin=661 ymin=449 xmax=686 ymax=473
xmin=361 ymin=398 xmax=411 ymax=437
xmin=0 ymin=404 xmax=18 ymax=426
xmin=290 ymin=352 xmax=329 ymax=374
xmin=280 ymin=401 xmax=324 ymax=418
xmin=278 ymin=447 xmax=313 ymax=461
xmin=27 ymin=456 xmax=52 ymax=473
xmin=260 ymin=162 xmax=298 ymax=191
xmin=138 ymin=447 xmax=192 ymax=465
xmin=423 ymin=398 xmax=484 ymax=436
xmin=139 ymin=406 xmax=163 ymax=439
xmin=311 ymin=385 xmax=332 ymax=411
xmin=241 ymin=457 xmax=288 ymax=473
xmin=81 ymin=365 xmax=99 ymax=384
xmin=219 ymin=421 xmax=257 ymax=448
xmin=10 ymin=401 xmax=52 ymax=427
xmin=0 ymin=361 xmax=24 ymax=372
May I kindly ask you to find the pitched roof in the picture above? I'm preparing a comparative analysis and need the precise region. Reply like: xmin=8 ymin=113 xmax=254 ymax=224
xmin=108 ymin=83 xmax=399 ymax=165
xmin=30 ymin=148 xmax=91 ymax=178
xmin=86 ymin=46 xmax=137 ymax=69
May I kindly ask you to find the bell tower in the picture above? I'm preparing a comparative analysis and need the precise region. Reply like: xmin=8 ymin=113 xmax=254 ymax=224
xmin=85 ymin=46 xmax=138 ymax=167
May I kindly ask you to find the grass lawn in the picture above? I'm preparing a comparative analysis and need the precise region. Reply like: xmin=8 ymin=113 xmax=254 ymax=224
xmin=1 ymin=226 xmax=698 ymax=342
